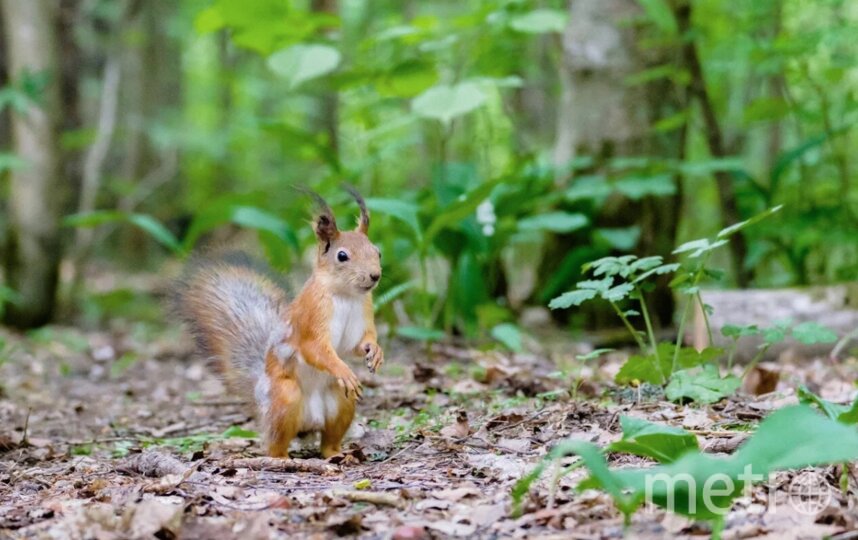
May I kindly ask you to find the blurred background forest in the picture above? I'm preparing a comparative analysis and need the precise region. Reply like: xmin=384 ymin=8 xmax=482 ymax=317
xmin=0 ymin=0 xmax=856 ymax=342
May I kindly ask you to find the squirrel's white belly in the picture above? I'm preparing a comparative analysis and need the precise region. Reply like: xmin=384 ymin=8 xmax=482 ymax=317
xmin=297 ymin=295 xmax=365 ymax=430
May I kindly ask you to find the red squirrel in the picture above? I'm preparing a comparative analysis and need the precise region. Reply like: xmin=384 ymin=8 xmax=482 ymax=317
xmin=174 ymin=186 xmax=383 ymax=458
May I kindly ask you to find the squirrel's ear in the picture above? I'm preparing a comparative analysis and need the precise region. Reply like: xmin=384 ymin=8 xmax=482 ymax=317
xmin=343 ymin=184 xmax=369 ymax=234
xmin=299 ymin=187 xmax=339 ymax=249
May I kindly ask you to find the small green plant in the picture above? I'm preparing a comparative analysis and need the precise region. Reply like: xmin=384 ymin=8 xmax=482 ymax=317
xmin=513 ymin=405 xmax=858 ymax=539
xmin=550 ymin=206 xmax=795 ymax=404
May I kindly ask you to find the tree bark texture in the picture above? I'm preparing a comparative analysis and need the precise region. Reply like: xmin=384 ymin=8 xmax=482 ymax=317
xmin=1 ymin=0 xmax=65 ymax=328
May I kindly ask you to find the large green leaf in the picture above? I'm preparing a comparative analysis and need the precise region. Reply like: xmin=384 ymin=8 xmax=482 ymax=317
xmin=412 ymin=82 xmax=487 ymax=125
xmin=366 ymin=198 xmax=423 ymax=242
xmin=544 ymin=406 xmax=858 ymax=522
xmin=608 ymin=416 xmax=699 ymax=463
xmin=797 ymin=385 xmax=858 ymax=425
xmin=267 ymin=44 xmax=342 ymax=89
xmin=615 ymin=344 xmax=723 ymax=386
xmin=664 ymin=365 xmax=741 ymax=404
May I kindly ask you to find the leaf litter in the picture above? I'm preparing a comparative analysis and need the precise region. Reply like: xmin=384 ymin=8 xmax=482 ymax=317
xmin=1 ymin=315 xmax=858 ymax=539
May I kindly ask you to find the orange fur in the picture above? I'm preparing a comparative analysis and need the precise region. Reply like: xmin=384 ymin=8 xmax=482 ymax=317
xmin=175 ymin=187 xmax=382 ymax=458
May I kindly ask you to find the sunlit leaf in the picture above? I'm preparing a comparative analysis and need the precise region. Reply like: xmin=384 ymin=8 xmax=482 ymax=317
xmin=267 ymin=44 xmax=342 ymax=89
xmin=412 ymin=81 xmax=487 ymax=125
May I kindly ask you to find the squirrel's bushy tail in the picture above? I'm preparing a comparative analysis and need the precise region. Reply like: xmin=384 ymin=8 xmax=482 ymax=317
xmin=172 ymin=254 xmax=292 ymax=395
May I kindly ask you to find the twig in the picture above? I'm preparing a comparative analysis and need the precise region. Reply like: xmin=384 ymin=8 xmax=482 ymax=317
xmin=20 ymin=408 xmax=31 ymax=446
xmin=331 ymin=489 xmax=405 ymax=508
xmin=221 ymin=457 xmax=339 ymax=475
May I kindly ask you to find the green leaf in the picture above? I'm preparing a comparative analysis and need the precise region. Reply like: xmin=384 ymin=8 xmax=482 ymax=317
xmin=412 ymin=81 xmax=487 ymax=125
xmin=508 ymin=9 xmax=568 ymax=34
xmin=797 ymin=385 xmax=858 ymax=424
xmin=595 ymin=227 xmax=640 ymax=250
xmin=64 ymin=211 xmax=183 ymax=255
xmin=374 ymin=281 xmax=415 ymax=311
xmin=614 ymin=174 xmax=676 ymax=200
xmin=576 ymin=348 xmax=614 ymax=362
xmin=366 ymin=198 xmax=423 ymax=242
xmin=716 ymin=205 xmax=783 ymax=239
xmin=602 ymin=283 xmax=634 ymax=302
xmin=638 ymin=0 xmax=678 ymax=35
xmin=608 ymin=416 xmax=699 ymax=463
xmin=397 ymin=326 xmax=445 ymax=342
xmin=791 ymin=322 xmax=838 ymax=344
xmin=679 ymin=158 xmax=744 ymax=176
xmin=221 ymin=426 xmax=258 ymax=439
xmin=672 ymin=238 xmax=710 ymax=255
xmin=491 ymin=323 xmax=523 ymax=352
xmin=424 ymin=178 xmax=501 ymax=245
xmin=564 ymin=175 xmax=611 ymax=202
xmin=615 ymin=349 xmax=669 ymax=385
xmin=267 ymin=44 xmax=342 ymax=89
xmin=549 ymin=289 xmax=597 ymax=310
xmin=182 ymin=204 xmax=297 ymax=252
xmin=520 ymin=406 xmax=858 ymax=523
xmin=376 ymin=60 xmax=438 ymax=98
xmin=665 ymin=365 xmax=741 ymax=404
xmin=762 ymin=319 xmax=791 ymax=345
xmin=632 ymin=263 xmax=680 ymax=284
xmin=721 ymin=324 xmax=760 ymax=338
xmin=518 ymin=212 xmax=589 ymax=234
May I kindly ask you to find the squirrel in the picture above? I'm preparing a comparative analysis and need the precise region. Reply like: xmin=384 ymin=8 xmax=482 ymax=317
xmin=173 ymin=186 xmax=384 ymax=458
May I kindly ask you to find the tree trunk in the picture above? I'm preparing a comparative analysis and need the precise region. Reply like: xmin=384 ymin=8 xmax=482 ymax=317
xmin=1 ymin=0 xmax=65 ymax=328
xmin=549 ymin=0 xmax=687 ymax=328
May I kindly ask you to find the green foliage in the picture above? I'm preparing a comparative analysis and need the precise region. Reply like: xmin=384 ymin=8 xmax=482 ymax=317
xmin=490 ymin=323 xmax=523 ymax=352
xmin=797 ymin=386 xmax=858 ymax=425
xmin=412 ymin=81 xmax=487 ymax=126
xmin=64 ymin=211 xmax=184 ymax=255
xmin=267 ymin=44 xmax=341 ymax=89
xmin=606 ymin=416 xmax=699 ymax=463
xmin=508 ymin=9 xmax=568 ymax=34
xmin=550 ymin=207 xmax=789 ymax=403
xmin=514 ymin=406 xmax=858 ymax=532
xmin=664 ymin=365 xmax=742 ymax=404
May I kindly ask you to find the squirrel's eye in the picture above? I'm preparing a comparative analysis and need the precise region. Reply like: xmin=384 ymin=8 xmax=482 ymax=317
xmin=337 ymin=250 xmax=349 ymax=262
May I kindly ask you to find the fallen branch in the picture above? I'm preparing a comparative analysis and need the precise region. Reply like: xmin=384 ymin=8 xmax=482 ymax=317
xmin=221 ymin=457 xmax=339 ymax=475
xmin=331 ymin=489 xmax=405 ymax=508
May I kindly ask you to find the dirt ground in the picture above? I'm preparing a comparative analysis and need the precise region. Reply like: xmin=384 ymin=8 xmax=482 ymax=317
xmin=2 ymin=315 xmax=858 ymax=539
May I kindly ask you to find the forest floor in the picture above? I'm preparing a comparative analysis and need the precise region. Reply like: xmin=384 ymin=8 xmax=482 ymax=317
xmin=2 ymin=307 xmax=858 ymax=539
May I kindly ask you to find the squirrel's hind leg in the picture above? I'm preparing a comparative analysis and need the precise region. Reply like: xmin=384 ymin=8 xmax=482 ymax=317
xmin=264 ymin=354 xmax=303 ymax=458
xmin=320 ymin=393 xmax=355 ymax=458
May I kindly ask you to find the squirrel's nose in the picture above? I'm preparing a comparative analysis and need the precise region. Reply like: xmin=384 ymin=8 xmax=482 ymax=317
xmin=370 ymin=273 xmax=380 ymax=282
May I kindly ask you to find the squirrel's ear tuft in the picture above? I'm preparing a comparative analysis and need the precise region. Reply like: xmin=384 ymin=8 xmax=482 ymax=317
xmin=343 ymin=184 xmax=369 ymax=234
xmin=296 ymin=186 xmax=339 ymax=248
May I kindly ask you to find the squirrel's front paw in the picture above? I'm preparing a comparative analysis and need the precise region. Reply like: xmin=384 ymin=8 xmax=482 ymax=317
xmin=361 ymin=341 xmax=384 ymax=374
xmin=332 ymin=362 xmax=362 ymax=399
